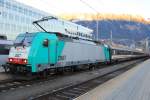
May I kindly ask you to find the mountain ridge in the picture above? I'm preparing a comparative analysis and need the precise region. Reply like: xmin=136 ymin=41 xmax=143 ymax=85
xmin=59 ymin=13 xmax=150 ymax=24
xmin=76 ymin=20 xmax=150 ymax=42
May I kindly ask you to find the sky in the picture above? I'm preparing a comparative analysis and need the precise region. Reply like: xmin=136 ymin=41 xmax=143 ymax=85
xmin=16 ymin=0 xmax=150 ymax=19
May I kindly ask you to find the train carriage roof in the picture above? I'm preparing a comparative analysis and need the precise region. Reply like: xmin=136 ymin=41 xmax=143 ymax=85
xmin=0 ymin=40 xmax=13 ymax=45
xmin=111 ymin=47 xmax=144 ymax=53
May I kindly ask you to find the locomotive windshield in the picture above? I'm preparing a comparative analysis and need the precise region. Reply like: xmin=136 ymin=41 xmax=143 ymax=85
xmin=14 ymin=33 xmax=36 ymax=46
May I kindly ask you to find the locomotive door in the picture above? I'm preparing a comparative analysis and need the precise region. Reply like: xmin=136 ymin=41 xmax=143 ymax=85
xmin=104 ymin=47 xmax=110 ymax=61
xmin=48 ymin=39 xmax=57 ymax=65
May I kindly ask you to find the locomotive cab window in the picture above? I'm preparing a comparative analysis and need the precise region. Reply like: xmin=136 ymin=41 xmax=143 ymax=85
xmin=14 ymin=33 xmax=36 ymax=46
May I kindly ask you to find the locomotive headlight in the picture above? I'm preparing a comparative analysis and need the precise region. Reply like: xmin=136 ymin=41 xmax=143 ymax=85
xmin=24 ymin=59 xmax=27 ymax=63
xmin=9 ymin=58 xmax=13 ymax=62
xmin=22 ymin=59 xmax=28 ymax=64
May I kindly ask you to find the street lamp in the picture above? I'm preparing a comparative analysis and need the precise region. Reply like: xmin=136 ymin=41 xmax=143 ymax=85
xmin=110 ymin=30 xmax=113 ymax=44
xmin=96 ymin=14 xmax=99 ymax=40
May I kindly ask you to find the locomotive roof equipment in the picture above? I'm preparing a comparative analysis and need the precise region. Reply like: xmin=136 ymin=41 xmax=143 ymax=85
xmin=32 ymin=16 xmax=93 ymax=40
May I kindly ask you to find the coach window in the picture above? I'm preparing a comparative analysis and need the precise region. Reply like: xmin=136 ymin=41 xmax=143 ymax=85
xmin=83 ymin=34 xmax=85 ymax=37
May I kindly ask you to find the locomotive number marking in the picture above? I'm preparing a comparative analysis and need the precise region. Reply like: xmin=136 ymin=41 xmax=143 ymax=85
xmin=15 ymin=54 xmax=21 ymax=57
xmin=58 ymin=55 xmax=66 ymax=61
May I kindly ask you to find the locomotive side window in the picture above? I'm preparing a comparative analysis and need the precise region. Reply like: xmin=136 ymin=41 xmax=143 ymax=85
xmin=43 ymin=39 xmax=49 ymax=47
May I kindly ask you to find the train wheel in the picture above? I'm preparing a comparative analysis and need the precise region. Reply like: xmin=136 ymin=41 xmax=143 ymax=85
xmin=60 ymin=68 xmax=64 ymax=74
xmin=27 ymin=72 xmax=32 ymax=77
xmin=38 ymin=71 xmax=47 ymax=79
xmin=43 ymin=71 xmax=47 ymax=78
xmin=55 ymin=67 xmax=63 ymax=74
xmin=73 ymin=66 xmax=78 ymax=72
xmin=9 ymin=65 xmax=16 ymax=74
xmin=105 ymin=61 xmax=111 ymax=65
xmin=71 ymin=66 xmax=75 ymax=72
xmin=89 ymin=65 xmax=94 ymax=70
xmin=54 ymin=68 xmax=63 ymax=75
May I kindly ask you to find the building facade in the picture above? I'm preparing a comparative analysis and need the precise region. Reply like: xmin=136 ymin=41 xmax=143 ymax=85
xmin=0 ymin=0 xmax=50 ymax=40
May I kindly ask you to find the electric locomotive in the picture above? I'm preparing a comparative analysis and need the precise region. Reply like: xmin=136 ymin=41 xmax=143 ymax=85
xmin=6 ymin=16 xmax=111 ymax=75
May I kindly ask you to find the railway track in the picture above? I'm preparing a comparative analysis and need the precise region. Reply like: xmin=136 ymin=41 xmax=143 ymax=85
xmin=31 ymin=58 xmax=147 ymax=100
xmin=0 ymin=57 xmax=147 ymax=99
xmin=0 ymin=74 xmax=60 ymax=93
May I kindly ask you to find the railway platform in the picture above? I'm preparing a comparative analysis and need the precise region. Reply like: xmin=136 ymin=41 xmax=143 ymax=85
xmin=74 ymin=59 xmax=150 ymax=100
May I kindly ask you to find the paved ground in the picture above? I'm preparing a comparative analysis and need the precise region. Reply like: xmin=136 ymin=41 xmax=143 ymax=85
xmin=75 ymin=59 xmax=150 ymax=100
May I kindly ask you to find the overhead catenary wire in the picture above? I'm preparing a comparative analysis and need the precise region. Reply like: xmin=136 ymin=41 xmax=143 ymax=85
xmin=80 ymin=0 xmax=100 ymax=40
